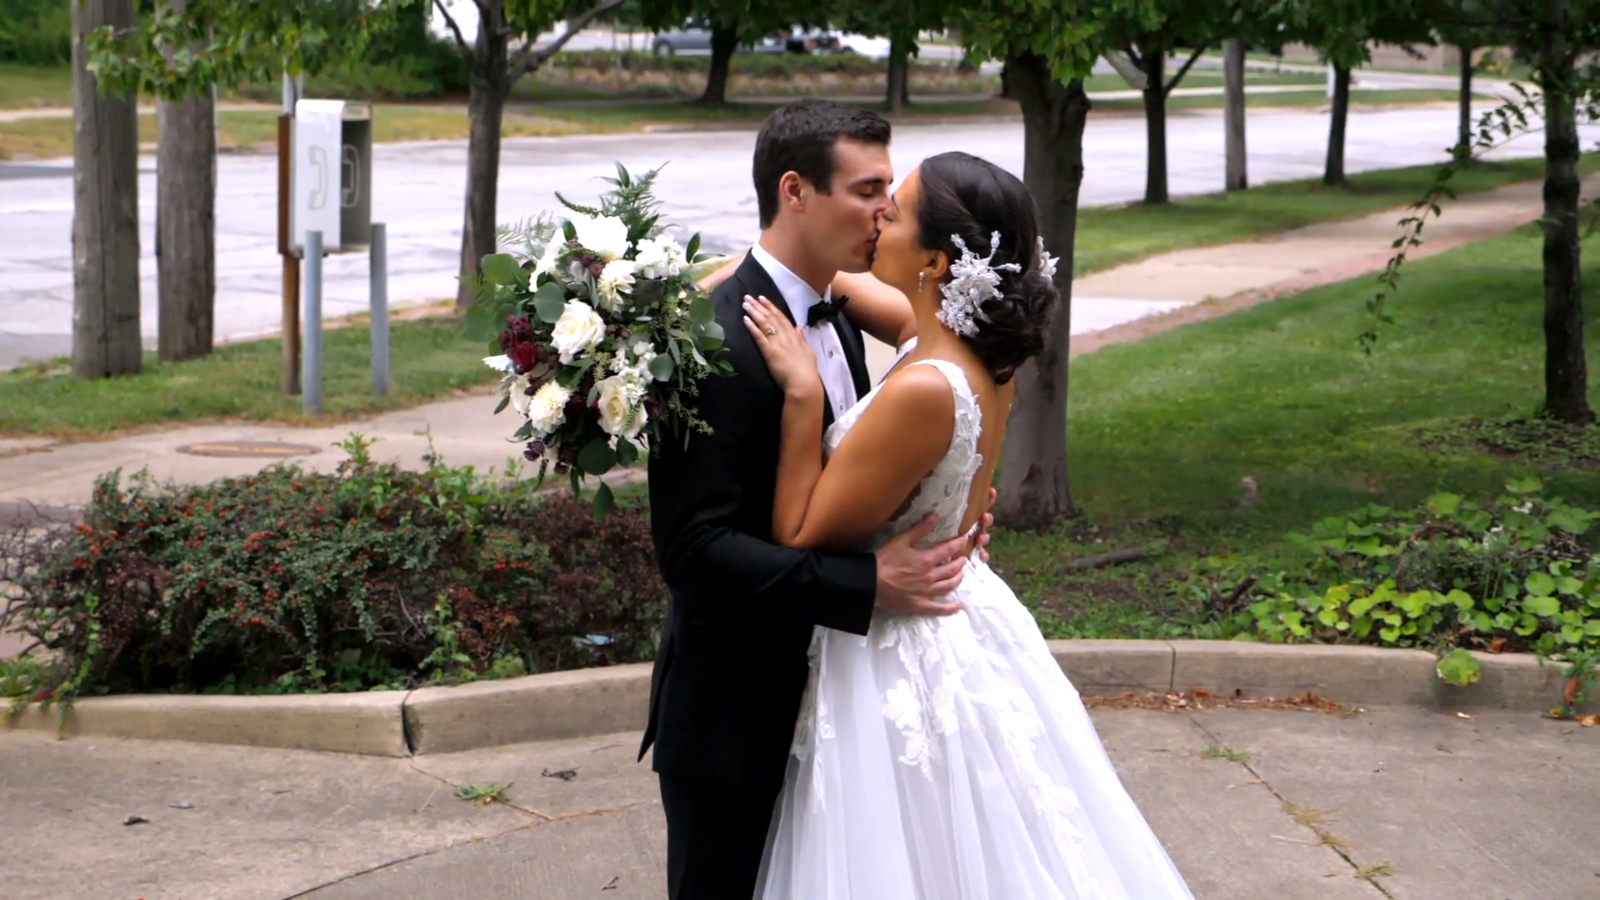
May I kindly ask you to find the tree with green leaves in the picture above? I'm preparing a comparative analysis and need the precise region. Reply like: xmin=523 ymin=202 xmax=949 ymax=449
xmin=1372 ymin=0 xmax=1600 ymax=425
xmin=1433 ymin=0 xmax=1510 ymax=160
xmin=831 ymin=1 xmax=953 ymax=114
xmin=433 ymin=0 xmax=624 ymax=308
xmin=1276 ymin=0 xmax=1433 ymax=186
xmin=87 ymin=0 xmax=422 ymax=367
xmin=640 ymin=0 xmax=800 ymax=105
xmin=953 ymin=0 xmax=1159 ymax=529
xmin=1109 ymin=1 xmax=1243 ymax=203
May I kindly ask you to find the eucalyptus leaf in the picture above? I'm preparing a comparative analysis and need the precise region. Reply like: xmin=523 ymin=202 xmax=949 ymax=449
xmin=577 ymin=439 xmax=618 ymax=476
xmin=481 ymin=253 xmax=527 ymax=288
xmin=593 ymin=482 xmax=616 ymax=520
xmin=689 ymin=294 xmax=715 ymax=326
xmin=534 ymin=281 xmax=568 ymax=324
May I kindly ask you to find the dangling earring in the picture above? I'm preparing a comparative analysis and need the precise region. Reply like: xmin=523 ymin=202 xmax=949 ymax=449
xmin=918 ymin=271 xmax=927 ymax=291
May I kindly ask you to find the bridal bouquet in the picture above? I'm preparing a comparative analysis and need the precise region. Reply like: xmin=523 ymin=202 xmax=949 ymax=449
xmin=469 ymin=164 xmax=732 ymax=516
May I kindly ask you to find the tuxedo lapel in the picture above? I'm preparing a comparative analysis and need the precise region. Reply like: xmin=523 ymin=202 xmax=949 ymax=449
xmin=731 ymin=252 xmax=840 ymax=430
xmin=730 ymin=254 xmax=793 ymax=327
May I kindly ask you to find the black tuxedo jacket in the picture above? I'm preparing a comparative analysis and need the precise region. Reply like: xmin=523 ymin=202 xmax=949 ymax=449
xmin=640 ymin=253 xmax=878 ymax=791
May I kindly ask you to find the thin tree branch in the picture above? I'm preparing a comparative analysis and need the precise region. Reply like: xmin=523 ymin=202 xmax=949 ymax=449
xmin=1164 ymin=43 xmax=1211 ymax=97
xmin=1122 ymin=42 xmax=1143 ymax=69
xmin=507 ymin=0 xmax=623 ymax=82
xmin=433 ymin=0 xmax=473 ymax=57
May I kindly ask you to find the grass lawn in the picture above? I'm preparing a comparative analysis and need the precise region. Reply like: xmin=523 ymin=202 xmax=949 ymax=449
xmin=0 ymin=159 xmax=1567 ymax=440
xmin=0 ymin=317 xmax=494 ymax=440
xmin=998 ymin=225 xmax=1600 ymax=641
xmin=0 ymin=105 xmax=600 ymax=161
xmin=0 ymin=62 xmax=72 ymax=109
xmin=1073 ymin=155 xmax=1577 ymax=274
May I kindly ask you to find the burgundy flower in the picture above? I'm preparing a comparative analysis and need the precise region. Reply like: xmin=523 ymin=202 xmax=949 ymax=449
xmin=509 ymin=316 xmax=533 ymax=343
xmin=510 ymin=340 xmax=538 ymax=374
xmin=523 ymin=440 xmax=546 ymax=462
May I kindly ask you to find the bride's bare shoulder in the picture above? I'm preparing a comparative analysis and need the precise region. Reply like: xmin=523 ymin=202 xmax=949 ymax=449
xmin=870 ymin=363 xmax=957 ymax=423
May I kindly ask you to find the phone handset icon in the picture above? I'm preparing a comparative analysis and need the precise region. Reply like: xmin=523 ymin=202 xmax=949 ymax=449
xmin=308 ymin=146 xmax=329 ymax=210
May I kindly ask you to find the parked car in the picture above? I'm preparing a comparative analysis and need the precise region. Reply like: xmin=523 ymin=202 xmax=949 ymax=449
xmin=784 ymin=27 xmax=843 ymax=54
xmin=837 ymin=33 xmax=891 ymax=59
xmin=652 ymin=20 xmax=785 ymax=56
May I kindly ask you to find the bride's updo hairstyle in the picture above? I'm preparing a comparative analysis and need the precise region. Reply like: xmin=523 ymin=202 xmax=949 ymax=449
xmin=915 ymin=151 xmax=1058 ymax=384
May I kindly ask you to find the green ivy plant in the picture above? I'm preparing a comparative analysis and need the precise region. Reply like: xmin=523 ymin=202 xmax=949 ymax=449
xmin=1196 ymin=479 xmax=1600 ymax=704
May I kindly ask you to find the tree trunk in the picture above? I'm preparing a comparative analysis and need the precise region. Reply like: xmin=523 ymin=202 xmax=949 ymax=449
xmin=1140 ymin=46 xmax=1168 ymax=204
xmin=1539 ymin=2 xmax=1590 ymax=423
xmin=1324 ymin=63 xmax=1351 ymax=186
xmin=156 ymin=86 xmax=216 ymax=361
xmin=886 ymin=34 xmax=911 ymax=114
xmin=699 ymin=24 xmax=738 ymax=105
xmin=1224 ymin=38 xmax=1248 ymax=191
xmin=1456 ymin=44 xmax=1474 ymax=161
xmin=995 ymin=55 xmax=1090 ymax=530
xmin=455 ymin=40 xmax=509 ymax=309
xmin=71 ymin=0 xmax=142 ymax=379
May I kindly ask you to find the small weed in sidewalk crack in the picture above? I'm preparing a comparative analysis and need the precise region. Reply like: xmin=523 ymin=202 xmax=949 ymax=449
xmin=1201 ymin=743 xmax=1251 ymax=763
xmin=455 ymin=782 xmax=514 ymax=806
xmin=1356 ymin=861 xmax=1395 ymax=884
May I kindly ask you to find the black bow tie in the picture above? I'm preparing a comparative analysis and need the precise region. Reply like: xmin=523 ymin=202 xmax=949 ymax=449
xmin=806 ymin=294 xmax=849 ymax=327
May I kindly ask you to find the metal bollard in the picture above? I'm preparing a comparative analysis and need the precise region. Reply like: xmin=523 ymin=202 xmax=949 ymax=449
xmin=303 ymin=230 xmax=324 ymax=415
xmin=371 ymin=222 xmax=390 ymax=397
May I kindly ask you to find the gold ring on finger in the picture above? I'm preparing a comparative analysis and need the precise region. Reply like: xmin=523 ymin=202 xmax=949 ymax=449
xmin=765 ymin=326 xmax=777 ymax=336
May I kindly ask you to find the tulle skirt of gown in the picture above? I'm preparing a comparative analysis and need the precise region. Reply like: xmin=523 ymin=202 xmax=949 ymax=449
xmin=756 ymin=557 xmax=1196 ymax=900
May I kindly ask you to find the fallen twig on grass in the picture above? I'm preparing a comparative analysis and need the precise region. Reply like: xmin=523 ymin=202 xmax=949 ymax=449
xmin=1066 ymin=546 xmax=1149 ymax=571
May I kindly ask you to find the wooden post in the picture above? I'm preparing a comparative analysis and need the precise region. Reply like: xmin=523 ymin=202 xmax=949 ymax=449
xmin=278 ymin=111 xmax=301 ymax=395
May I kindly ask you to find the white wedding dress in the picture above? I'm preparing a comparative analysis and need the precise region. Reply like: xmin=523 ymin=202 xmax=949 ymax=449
xmin=756 ymin=357 xmax=1195 ymax=900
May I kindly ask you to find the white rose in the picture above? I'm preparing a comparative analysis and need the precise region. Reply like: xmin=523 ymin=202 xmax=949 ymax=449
xmin=595 ymin=258 xmax=636 ymax=313
xmin=550 ymin=300 xmax=607 ymax=364
xmin=570 ymin=214 xmax=631 ymax=262
xmin=525 ymin=380 xmax=572 ymax=438
xmin=633 ymin=235 xmax=686 ymax=280
xmin=596 ymin=374 xmax=648 ymax=441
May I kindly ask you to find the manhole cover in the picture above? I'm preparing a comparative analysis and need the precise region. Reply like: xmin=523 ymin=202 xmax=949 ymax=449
xmin=175 ymin=441 xmax=322 ymax=459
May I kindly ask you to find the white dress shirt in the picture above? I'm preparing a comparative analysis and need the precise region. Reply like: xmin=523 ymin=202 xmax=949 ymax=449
xmin=749 ymin=242 xmax=859 ymax=422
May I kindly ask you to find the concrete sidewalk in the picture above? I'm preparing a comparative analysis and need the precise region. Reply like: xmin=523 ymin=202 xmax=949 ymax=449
xmin=3 ymin=705 xmax=1594 ymax=899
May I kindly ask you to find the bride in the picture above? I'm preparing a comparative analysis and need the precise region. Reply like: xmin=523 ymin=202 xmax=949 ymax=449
xmin=736 ymin=151 xmax=1195 ymax=899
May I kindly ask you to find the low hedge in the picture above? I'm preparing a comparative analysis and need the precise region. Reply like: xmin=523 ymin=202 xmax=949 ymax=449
xmin=0 ymin=437 xmax=665 ymax=704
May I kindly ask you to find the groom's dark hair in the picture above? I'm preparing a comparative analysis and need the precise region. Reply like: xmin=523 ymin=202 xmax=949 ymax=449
xmin=753 ymin=99 xmax=891 ymax=229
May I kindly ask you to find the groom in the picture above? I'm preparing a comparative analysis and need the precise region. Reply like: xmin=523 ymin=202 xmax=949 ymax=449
xmin=642 ymin=99 xmax=987 ymax=898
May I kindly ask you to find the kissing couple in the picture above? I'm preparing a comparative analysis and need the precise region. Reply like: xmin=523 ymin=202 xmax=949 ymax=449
xmin=642 ymin=99 xmax=1195 ymax=900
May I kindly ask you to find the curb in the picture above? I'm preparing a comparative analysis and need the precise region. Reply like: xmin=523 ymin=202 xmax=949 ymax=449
xmin=4 ymin=691 xmax=407 ymax=757
xmin=4 ymin=641 xmax=1592 ymax=757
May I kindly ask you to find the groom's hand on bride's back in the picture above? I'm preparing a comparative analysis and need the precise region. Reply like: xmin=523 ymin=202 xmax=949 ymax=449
xmin=874 ymin=514 xmax=968 ymax=617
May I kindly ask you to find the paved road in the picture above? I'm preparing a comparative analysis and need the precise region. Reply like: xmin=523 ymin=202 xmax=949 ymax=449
xmin=1 ymin=103 xmax=1584 ymax=370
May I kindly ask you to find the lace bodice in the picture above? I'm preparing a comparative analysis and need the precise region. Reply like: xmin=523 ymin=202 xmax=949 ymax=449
xmin=823 ymin=358 xmax=984 ymax=550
